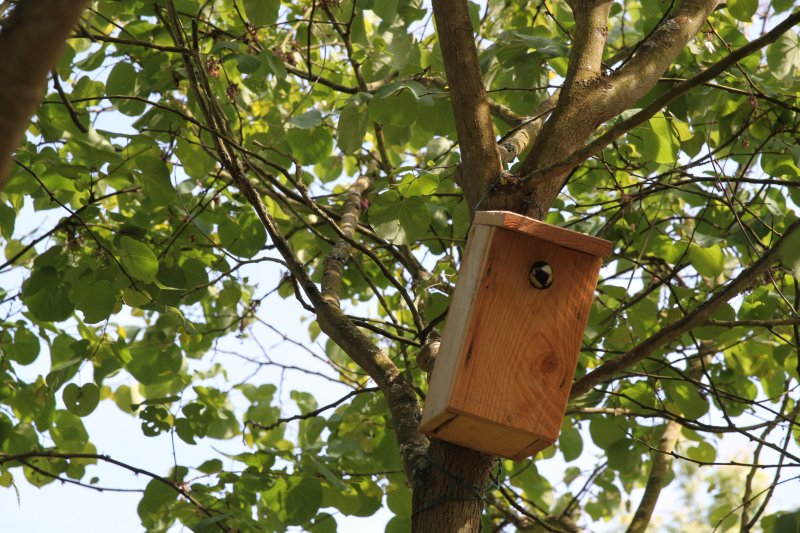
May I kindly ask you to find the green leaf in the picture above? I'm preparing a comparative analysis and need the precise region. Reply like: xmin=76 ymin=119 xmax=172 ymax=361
xmin=106 ymin=61 xmax=137 ymax=95
xmin=50 ymin=409 xmax=89 ymax=448
xmin=780 ymin=227 xmax=800 ymax=272
xmin=642 ymin=114 xmax=677 ymax=164
xmin=137 ymin=156 xmax=177 ymax=206
xmin=0 ymin=202 xmax=16 ymax=238
xmin=285 ymin=477 xmax=323 ymax=526
xmin=467 ymin=1 xmax=481 ymax=31
xmin=770 ymin=0 xmax=796 ymax=12
xmin=368 ymin=85 xmax=418 ymax=127
xmin=196 ymin=458 xmax=223 ymax=474
xmin=71 ymin=279 xmax=118 ymax=323
xmin=261 ymin=49 xmax=288 ymax=78
xmin=289 ymin=109 xmax=323 ymax=129
xmin=767 ymin=29 xmax=800 ymax=80
xmin=234 ymin=53 xmax=261 ymax=74
xmin=138 ymin=475 xmax=180 ymax=529
xmin=559 ymin=425 xmax=583 ymax=462
xmin=126 ymin=342 xmax=183 ymax=385
xmin=5 ymin=328 xmax=40 ymax=365
xmin=23 ymin=458 xmax=57 ymax=487
xmin=685 ymin=441 xmax=716 ymax=463
xmin=337 ymin=100 xmax=370 ymax=155
xmin=687 ymin=243 xmax=725 ymax=278
xmin=397 ymin=173 xmax=438 ymax=197
xmin=772 ymin=510 xmax=800 ymax=533
xmin=386 ymin=516 xmax=413 ymax=533
xmin=606 ymin=440 xmax=638 ymax=474
xmin=286 ymin=127 xmax=334 ymax=165
xmin=371 ymin=0 xmax=397 ymax=21
xmin=368 ymin=191 xmax=431 ymax=244
xmin=243 ymin=0 xmax=279 ymax=26
xmin=589 ymin=416 xmax=627 ymax=449
xmin=62 ymin=383 xmax=100 ymax=417
xmin=727 ymin=0 xmax=758 ymax=21
xmin=175 ymin=137 xmax=215 ymax=179
xmin=218 ymin=211 xmax=267 ymax=258
xmin=118 ymin=236 xmax=159 ymax=283
xmin=665 ymin=382 xmax=709 ymax=419
xmin=21 ymin=266 xmax=74 ymax=322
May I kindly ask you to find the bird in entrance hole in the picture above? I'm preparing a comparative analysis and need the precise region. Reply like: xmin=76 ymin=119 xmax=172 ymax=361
xmin=528 ymin=261 xmax=553 ymax=289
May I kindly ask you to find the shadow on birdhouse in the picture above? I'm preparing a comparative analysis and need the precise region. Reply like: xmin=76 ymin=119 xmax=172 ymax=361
xmin=419 ymin=211 xmax=613 ymax=460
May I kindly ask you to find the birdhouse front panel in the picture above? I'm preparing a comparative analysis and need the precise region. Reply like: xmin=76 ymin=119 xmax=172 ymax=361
xmin=419 ymin=211 xmax=612 ymax=460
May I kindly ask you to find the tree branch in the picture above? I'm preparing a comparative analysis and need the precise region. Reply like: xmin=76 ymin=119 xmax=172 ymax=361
xmin=497 ymin=92 xmax=559 ymax=166
xmin=565 ymin=1 xmax=613 ymax=85
xmin=161 ymin=0 xmax=429 ymax=482
xmin=0 ymin=451 xmax=223 ymax=527
xmin=0 ymin=0 xmax=89 ymax=189
xmin=431 ymin=0 xmax=502 ymax=210
xmin=514 ymin=0 xmax=722 ymax=217
xmin=246 ymin=387 xmax=379 ymax=432
xmin=571 ymin=217 xmax=800 ymax=398
xmin=520 ymin=9 xmax=800 ymax=203
xmin=625 ymin=356 xmax=706 ymax=533
xmin=606 ymin=0 xmax=720 ymax=113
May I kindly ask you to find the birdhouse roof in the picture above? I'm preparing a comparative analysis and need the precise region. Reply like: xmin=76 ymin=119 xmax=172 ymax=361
xmin=473 ymin=211 xmax=614 ymax=258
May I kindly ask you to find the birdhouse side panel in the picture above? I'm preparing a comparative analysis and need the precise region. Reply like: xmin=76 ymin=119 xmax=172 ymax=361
xmin=448 ymin=228 xmax=602 ymax=440
xmin=419 ymin=224 xmax=495 ymax=427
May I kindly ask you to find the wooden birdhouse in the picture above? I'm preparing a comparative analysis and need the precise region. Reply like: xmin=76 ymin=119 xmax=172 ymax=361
xmin=419 ymin=211 xmax=613 ymax=460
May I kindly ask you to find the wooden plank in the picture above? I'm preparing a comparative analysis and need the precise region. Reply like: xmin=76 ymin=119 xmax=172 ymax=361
xmin=473 ymin=211 xmax=613 ymax=258
xmin=448 ymin=228 xmax=602 ymax=442
xmin=513 ymin=438 xmax=551 ymax=460
xmin=419 ymin=224 xmax=494 ymax=430
xmin=428 ymin=411 xmax=548 ymax=460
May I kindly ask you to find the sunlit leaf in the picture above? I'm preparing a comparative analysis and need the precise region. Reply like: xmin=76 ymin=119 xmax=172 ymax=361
xmin=687 ymin=243 xmax=725 ymax=278
xmin=368 ymin=190 xmax=431 ymax=244
xmin=118 ymin=236 xmax=159 ymax=283
xmin=767 ymin=29 xmax=800 ymax=80
xmin=62 ymin=383 xmax=100 ymax=417
xmin=243 ymin=0 xmax=279 ymax=26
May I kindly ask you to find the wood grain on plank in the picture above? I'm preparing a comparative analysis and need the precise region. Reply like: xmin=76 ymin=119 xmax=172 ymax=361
xmin=419 ymin=224 xmax=494 ymax=429
xmin=473 ymin=211 xmax=613 ymax=258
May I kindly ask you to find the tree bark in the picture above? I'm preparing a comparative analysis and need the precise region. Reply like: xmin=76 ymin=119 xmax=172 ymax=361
xmin=408 ymin=2 xmax=505 ymax=530
xmin=0 ymin=0 xmax=89 ymax=190
xmin=431 ymin=0 xmax=502 ymax=212
xmin=514 ymin=0 xmax=720 ymax=218
xmin=411 ymin=440 xmax=493 ymax=532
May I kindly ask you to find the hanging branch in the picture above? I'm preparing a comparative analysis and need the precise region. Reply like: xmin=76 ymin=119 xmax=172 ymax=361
xmin=246 ymin=387 xmax=379 ymax=432
xmin=160 ymin=0 xmax=429 ymax=483
xmin=0 ymin=451 xmax=226 ymax=529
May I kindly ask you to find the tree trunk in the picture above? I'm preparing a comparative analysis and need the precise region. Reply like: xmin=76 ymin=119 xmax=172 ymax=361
xmin=0 ymin=0 xmax=89 ymax=189
xmin=412 ymin=439 xmax=494 ymax=532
